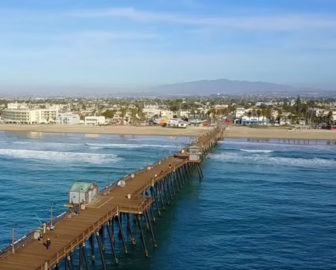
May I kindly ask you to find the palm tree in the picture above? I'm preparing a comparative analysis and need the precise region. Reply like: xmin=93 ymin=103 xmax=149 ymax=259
xmin=277 ymin=109 xmax=283 ymax=124
xmin=120 ymin=107 xmax=127 ymax=125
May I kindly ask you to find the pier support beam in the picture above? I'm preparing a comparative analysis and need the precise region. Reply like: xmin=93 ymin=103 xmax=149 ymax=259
xmin=89 ymin=235 xmax=95 ymax=263
xmin=165 ymin=177 xmax=173 ymax=202
xmin=136 ymin=214 xmax=148 ymax=257
xmin=162 ymin=178 xmax=170 ymax=206
xmin=64 ymin=255 xmax=72 ymax=270
xmin=107 ymin=221 xmax=119 ymax=264
xmin=197 ymin=164 xmax=203 ymax=180
xmin=158 ymin=182 xmax=166 ymax=210
xmin=99 ymin=226 xmax=105 ymax=251
xmin=151 ymin=186 xmax=161 ymax=217
xmin=95 ymin=232 xmax=107 ymax=270
xmin=173 ymin=171 xmax=180 ymax=192
xmin=149 ymin=205 xmax=156 ymax=223
xmin=145 ymin=209 xmax=157 ymax=248
xmin=126 ymin=213 xmax=136 ymax=245
xmin=79 ymin=243 xmax=89 ymax=270
xmin=116 ymin=215 xmax=128 ymax=254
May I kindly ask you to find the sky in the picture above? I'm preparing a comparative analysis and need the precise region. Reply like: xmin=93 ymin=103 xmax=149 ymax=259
xmin=1 ymin=0 xmax=336 ymax=93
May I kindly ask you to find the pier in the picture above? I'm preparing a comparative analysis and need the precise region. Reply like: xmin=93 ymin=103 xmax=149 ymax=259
xmin=0 ymin=126 xmax=224 ymax=270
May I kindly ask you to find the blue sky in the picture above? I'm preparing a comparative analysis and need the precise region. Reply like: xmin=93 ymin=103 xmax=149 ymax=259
xmin=1 ymin=0 xmax=336 ymax=92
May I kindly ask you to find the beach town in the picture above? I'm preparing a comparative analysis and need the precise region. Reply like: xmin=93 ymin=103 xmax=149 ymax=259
xmin=0 ymin=97 xmax=335 ymax=140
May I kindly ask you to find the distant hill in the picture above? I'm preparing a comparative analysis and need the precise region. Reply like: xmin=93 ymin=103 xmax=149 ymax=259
xmin=147 ymin=79 xmax=296 ymax=96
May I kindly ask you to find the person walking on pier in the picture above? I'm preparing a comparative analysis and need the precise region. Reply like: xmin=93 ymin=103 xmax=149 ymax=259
xmin=43 ymin=238 xmax=51 ymax=250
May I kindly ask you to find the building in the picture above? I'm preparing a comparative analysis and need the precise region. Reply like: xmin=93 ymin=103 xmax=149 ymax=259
xmin=56 ymin=113 xmax=81 ymax=125
xmin=214 ymin=104 xmax=229 ymax=110
xmin=241 ymin=115 xmax=266 ymax=125
xmin=235 ymin=107 xmax=246 ymax=118
xmin=7 ymin=102 xmax=29 ymax=110
xmin=68 ymin=182 xmax=98 ymax=205
xmin=143 ymin=105 xmax=161 ymax=119
xmin=168 ymin=118 xmax=188 ymax=128
xmin=38 ymin=108 xmax=58 ymax=124
xmin=2 ymin=104 xmax=58 ymax=124
xmin=2 ymin=109 xmax=38 ymax=124
xmin=189 ymin=145 xmax=202 ymax=162
xmin=85 ymin=116 xmax=106 ymax=125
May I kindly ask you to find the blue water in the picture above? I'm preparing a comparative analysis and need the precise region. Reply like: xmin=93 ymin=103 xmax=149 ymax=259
xmin=1 ymin=132 xmax=336 ymax=269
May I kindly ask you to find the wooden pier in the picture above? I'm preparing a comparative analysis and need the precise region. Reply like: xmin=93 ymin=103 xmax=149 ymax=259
xmin=0 ymin=126 xmax=224 ymax=270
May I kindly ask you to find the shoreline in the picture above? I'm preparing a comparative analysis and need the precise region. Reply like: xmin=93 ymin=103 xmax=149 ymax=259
xmin=0 ymin=124 xmax=210 ymax=137
xmin=0 ymin=124 xmax=335 ymax=140
xmin=225 ymin=126 xmax=336 ymax=141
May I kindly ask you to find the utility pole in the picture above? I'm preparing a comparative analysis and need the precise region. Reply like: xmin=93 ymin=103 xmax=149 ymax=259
xmin=11 ymin=228 xmax=15 ymax=254
xmin=50 ymin=204 xmax=53 ymax=228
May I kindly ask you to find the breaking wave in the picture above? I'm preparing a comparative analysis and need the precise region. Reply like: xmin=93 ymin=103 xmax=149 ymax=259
xmin=209 ymin=152 xmax=336 ymax=168
xmin=13 ymin=141 xmax=81 ymax=150
xmin=240 ymin=149 xmax=274 ymax=153
xmin=86 ymin=143 xmax=178 ymax=149
xmin=0 ymin=149 xmax=121 ymax=164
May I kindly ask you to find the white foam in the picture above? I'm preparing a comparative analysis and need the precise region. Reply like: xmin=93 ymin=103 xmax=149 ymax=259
xmin=240 ymin=149 xmax=274 ymax=153
xmin=209 ymin=152 xmax=336 ymax=168
xmin=0 ymin=149 xmax=121 ymax=164
xmin=86 ymin=143 xmax=178 ymax=149
xmin=13 ymin=141 xmax=81 ymax=150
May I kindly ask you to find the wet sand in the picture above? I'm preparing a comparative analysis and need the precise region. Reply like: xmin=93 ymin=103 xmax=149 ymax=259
xmin=225 ymin=126 xmax=336 ymax=140
xmin=0 ymin=124 xmax=210 ymax=137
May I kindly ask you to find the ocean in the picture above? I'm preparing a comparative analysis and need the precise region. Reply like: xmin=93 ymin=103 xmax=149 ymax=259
xmin=0 ymin=131 xmax=335 ymax=269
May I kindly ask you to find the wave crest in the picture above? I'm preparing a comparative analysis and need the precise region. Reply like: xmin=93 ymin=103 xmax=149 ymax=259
xmin=240 ymin=149 xmax=274 ymax=153
xmin=209 ymin=152 xmax=336 ymax=168
xmin=0 ymin=149 xmax=120 ymax=164
xmin=86 ymin=143 xmax=178 ymax=149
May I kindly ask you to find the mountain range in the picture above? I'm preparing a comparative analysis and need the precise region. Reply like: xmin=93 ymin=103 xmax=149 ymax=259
xmin=146 ymin=79 xmax=332 ymax=97
xmin=2 ymin=79 xmax=335 ymax=97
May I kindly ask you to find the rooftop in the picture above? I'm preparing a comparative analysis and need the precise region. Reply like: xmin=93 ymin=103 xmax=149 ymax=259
xmin=69 ymin=181 xmax=95 ymax=192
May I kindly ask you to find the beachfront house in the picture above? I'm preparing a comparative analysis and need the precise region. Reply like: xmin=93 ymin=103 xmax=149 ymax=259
xmin=56 ymin=113 xmax=80 ymax=125
xmin=235 ymin=107 xmax=246 ymax=118
xmin=85 ymin=116 xmax=106 ymax=125
xmin=69 ymin=182 xmax=98 ymax=205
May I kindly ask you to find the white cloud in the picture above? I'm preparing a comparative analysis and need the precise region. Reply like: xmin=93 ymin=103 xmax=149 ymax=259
xmin=60 ymin=31 xmax=157 ymax=41
xmin=71 ymin=7 xmax=336 ymax=31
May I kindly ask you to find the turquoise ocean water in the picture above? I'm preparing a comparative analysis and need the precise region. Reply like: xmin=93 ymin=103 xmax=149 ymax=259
xmin=0 ymin=131 xmax=335 ymax=269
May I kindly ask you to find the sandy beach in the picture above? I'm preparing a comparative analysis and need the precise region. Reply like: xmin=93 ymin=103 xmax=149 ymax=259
xmin=0 ymin=124 xmax=335 ymax=140
xmin=0 ymin=124 xmax=211 ymax=137
xmin=225 ymin=126 xmax=336 ymax=140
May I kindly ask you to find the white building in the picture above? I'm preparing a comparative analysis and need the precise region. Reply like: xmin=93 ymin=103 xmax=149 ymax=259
xmin=2 ymin=103 xmax=58 ymax=124
xmin=2 ymin=108 xmax=58 ymax=124
xmin=235 ymin=108 xmax=246 ymax=118
xmin=168 ymin=118 xmax=188 ymax=128
xmin=7 ymin=102 xmax=29 ymax=110
xmin=2 ymin=109 xmax=39 ymax=124
xmin=161 ymin=110 xmax=174 ymax=119
xmin=143 ymin=105 xmax=174 ymax=120
xmin=38 ymin=108 xmax=58 ymax=124
xmin=179 ymin=110 xmax=189 ymax=118
xmin=85 ymin=116 xmax=106 ymax=125
xmin=214 ymin=104 xmax=229 ymax=110
xmin=143 ymin=105 xmax=161 ymax=118
xmin=56 ymin=113 xmax=81 ymax=125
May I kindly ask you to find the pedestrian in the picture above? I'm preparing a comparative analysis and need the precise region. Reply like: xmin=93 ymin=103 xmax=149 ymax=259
xmin=43 ymin=238 xmax=51 ymax=250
